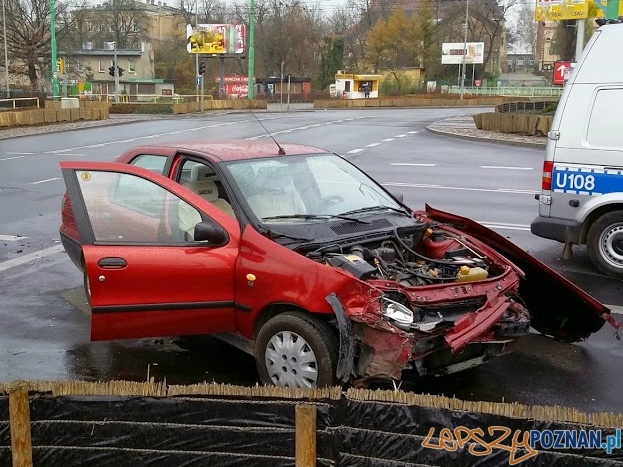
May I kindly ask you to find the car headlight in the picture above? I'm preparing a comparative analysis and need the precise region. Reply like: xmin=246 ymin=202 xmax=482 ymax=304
xmin=381 ymin=297 xmax=414 ymax=329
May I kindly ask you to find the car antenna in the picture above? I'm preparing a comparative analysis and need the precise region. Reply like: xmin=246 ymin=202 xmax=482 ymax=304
xmin=243 ymin=98 xmax=286 ymax=155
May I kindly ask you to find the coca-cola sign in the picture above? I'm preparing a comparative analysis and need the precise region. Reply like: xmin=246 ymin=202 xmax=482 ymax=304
xmin=226 ymin=83 xmax=249 ymax=97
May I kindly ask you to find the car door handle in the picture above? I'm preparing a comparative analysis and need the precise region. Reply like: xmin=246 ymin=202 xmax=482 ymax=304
xmin=98 ymin=257 xmax=127 ymax=269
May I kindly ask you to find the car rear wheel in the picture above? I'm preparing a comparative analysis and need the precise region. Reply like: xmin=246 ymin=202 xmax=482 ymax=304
xmin=255 ymin=312 xmax=338 ymax=388
xmin=587 ymin=211 xmax=623 ymax=279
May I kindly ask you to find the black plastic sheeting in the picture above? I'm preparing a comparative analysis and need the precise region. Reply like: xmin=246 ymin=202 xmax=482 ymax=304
xmin=0 ymin=394 xmax=622 ymax=466
xmin=0 ymin=396 xmax=9 ymax=467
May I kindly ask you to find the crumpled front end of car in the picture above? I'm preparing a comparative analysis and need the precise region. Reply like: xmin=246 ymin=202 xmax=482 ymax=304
xmin=321 ymin=215 xmax=532 ymax=385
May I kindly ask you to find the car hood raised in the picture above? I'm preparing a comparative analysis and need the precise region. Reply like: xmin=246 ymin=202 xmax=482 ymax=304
xmin=423 ymin=204 xmax=612 ymax=342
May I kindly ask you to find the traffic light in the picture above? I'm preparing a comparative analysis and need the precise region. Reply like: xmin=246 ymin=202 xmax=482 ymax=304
xmin=117 ymin=66 xmax=124 ymax=77
xmin=199 ymin=61 xmax=205 ymax=75
xmin=108 ymin=65 xmax=115 ymax=77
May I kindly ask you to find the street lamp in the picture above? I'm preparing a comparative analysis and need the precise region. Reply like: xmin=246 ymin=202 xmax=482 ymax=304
xmin=50 ymin=0 xmax=59 ymax=97
xmin=247 ymin=0 xmax=255 ymax=99
xmin=2 ymin=0 xmax=9 ymax=94
xmin=459 ymin=0 xmax=469 ymax=100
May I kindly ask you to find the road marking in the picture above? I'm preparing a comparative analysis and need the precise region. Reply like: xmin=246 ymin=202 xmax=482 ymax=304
xmin=395 ymin=134 xmax=407 ymax=138
xmin=407 ymin=131 xmax=421 ymax=134
xmin=7 ymin=152 xmax=34 ymax=155
xmin=56 ymin=154 xmax=86 ymax=157
xmin=347 ymin=149 xmax=364 ymax=154
xmin=0 ymin=234 xmax=27 ymax=242
xmin=391 ymin=163 xmax=436 ymax=167
xmin=0 ymin=244 xmax=64 ymax=273
xmin=480 ymin=223 xmax=531 ymax=232
xmin=382 ymin=138 xmax=395 ymax=142
xmin=481 ymin=165 xmax=534 ymax=171
xmin=367 ymin=143 xmax=381 ymax=147
xmin=31 ymin=177 xmax=60 ymax=185
xmin=609 ymin=305 xmax=623 ymax=315
xmin=382 ymin=182 xmax=539 ymax=195
xmin=0 ymin=156 xmax=25 ymax=161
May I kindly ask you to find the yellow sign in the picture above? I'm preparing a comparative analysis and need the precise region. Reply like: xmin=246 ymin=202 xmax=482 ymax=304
xmin=535 ymin=0 xmax=623 ymax=21
xmin=187 ymin=24 xmax=224 ymax=54
xmin=80 ymin=172 xmax=92 ymax=182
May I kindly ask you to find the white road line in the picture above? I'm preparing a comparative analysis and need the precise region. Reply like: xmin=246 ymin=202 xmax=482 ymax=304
xmin=347 ymin=149 xmax=365 ymax=154
xmin=395 ymin=134 xmax=407 ymax=138
xmin=7 ymin=152 xmax=34 ymax=155
xmin=481 ymin=165 xmax=534 ymax=171
xmin=382 ymin=182 xmax=539 ymax=195
xmin=31 ymin=177 xmax=61 ymax=185
xmin=609 ymin=305 xmax=623 ymax=315
xmin=0 ymin=234 xmax=28 ymax=242
xmin=0 ymin=244 xmax=64 ymax=273
xmin=407 ymin=131 xmax=421 ymax=134
xmin=367 ymin=143 xmax=381 ymax=147
xmin=382 ymin=138 xmax=395 ymax=142
xmin=481 ymin=224 xmax=531 ymax=232
xmin=390 ymin=163 xmax=436 ymax=167
xmin=0 ymin=156 xmax=25 ymax=161
xmin=475 ymin=221 xmax=529 ymax=228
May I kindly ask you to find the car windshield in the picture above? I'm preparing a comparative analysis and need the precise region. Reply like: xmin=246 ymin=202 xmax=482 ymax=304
xmin=222 ymin=153 xmax=403 ymax=224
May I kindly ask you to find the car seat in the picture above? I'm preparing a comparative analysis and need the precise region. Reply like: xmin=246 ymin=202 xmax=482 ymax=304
xmin=246 ymin=167 xmax=307 ymax=220
xmin=185 ymin=164 xmax=236 ymax=218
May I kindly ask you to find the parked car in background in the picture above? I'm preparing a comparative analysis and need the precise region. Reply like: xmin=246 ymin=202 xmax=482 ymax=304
xmin=60 ymin=140 xmax=615 ymax=388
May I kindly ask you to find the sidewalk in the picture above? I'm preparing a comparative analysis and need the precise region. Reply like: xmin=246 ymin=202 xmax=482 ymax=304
xmin=427 ymin=114 xmax=547 ymax=149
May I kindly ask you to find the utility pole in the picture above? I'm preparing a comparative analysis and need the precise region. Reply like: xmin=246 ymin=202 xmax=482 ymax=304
xmin=247 ymin=0 xmax=255 ymax=99
xmin=2 ymin=0 xmax=9 ymax=95
xmin=575 ymin=19 xmax=585 ymax=61
xmin=195 ymin=1 xmax=199 ymax=102
xmin=280 ymin=61 xmax=284 ymax=110
xmin=460 ymin=0 xmax=469 ymax=100
xmin=50 ymin=0 xmax=59 ymax=98
xmin=114 ymin=42 xmax=119 ymax=104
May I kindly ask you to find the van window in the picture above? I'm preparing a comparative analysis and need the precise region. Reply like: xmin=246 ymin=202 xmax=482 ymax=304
xmin=586 ymin=89 xmax=623 ymax=150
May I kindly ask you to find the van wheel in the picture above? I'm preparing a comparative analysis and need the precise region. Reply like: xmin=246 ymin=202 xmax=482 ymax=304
xmin=587 ymin=211 xmax=623 ymax=279
xmin=255 ymin=312 xmax=338 ymax=388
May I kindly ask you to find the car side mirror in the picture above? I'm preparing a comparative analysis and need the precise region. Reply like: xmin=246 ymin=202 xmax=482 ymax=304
xmin=194 ymin=221 xmax=227 ymax=244
xmin=390 ymin=191 xmax=404 ymax=203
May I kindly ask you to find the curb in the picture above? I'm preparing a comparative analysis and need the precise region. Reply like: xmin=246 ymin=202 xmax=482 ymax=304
xmin=426 ymin=125 xmax=547 ymax=149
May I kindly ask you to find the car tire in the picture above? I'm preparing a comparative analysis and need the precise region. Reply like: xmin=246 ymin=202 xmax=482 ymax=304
xmin=587 ymin=211 xmax=623 ymax=279
xmin=255 ymin=311 xmax=338 ymax=388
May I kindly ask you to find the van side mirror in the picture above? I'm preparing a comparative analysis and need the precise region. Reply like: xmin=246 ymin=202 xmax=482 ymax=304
xmin=194 ymin=221 xmax=227 ymax=244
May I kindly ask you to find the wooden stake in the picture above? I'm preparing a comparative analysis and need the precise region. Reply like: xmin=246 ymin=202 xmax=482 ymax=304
xmin=9 ymin=386 xmax=33 ymax=467
xmin=295 ymin=404 xmax=317 ymax=467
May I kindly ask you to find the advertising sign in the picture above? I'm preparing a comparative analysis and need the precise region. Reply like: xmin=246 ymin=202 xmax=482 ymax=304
xmin=552 ymin=61 xmax=574 ymax=85
xmin=535 ymin=0 xmax=623 ymax=21
xmin=187 ymin=24 xmax=245 ymax=54
xmin=441 ymin=42 xmax=485 ymax=65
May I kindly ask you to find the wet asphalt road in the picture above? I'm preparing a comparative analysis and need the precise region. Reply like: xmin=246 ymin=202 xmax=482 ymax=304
xmin=1 ymin=107 xmax=622 ymax=414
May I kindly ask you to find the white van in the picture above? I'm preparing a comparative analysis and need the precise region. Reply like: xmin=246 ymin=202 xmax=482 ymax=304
xmin=531 ymin=21 xmax=623 ymax=279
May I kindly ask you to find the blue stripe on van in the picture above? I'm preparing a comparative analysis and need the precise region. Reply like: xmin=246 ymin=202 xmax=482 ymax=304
xmin=552 ymin=165 xmax=623 ymax=196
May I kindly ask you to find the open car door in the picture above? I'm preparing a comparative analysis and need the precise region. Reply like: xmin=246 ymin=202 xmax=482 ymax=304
xmin=60 ymin=161 xmax=240 ymax=341
xmin=424 ymin=204 xmax=619 ymax=342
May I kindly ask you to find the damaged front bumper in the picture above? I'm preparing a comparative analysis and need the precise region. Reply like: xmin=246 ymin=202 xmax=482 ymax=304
xmin=326 ymin=267 xmax=530 ymax=384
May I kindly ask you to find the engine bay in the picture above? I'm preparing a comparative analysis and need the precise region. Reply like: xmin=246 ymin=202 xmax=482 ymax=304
xmin=302 ymin=219 xmax=506 ymax=287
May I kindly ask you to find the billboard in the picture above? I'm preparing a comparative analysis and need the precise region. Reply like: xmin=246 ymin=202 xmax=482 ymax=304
xmin=441 ymin=42 xmax=485 ymax=65
xmin=535 ymin=0 xmax=623 ymax=21
xmin=187 ymin=24 xmax=245 ymax=55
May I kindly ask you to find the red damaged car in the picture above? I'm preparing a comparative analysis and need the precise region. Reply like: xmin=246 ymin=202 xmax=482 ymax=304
xmin=59 ymin=140 xmax=617 ymax=388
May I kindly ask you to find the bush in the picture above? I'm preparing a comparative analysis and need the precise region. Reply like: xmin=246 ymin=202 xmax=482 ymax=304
xmin=109 ymin=103 xmax=173 ymax=114
xmin=542 ymin=101 xmax=559 ymax=115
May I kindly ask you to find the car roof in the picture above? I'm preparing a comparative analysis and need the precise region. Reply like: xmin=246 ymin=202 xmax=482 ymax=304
xmin=136 ymin=140 xmax=330 ymax=162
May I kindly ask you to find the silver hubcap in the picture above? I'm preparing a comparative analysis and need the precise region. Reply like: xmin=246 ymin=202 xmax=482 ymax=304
xmin=599 ymin=223 xmax=623 ymax=269
xmin=265 ymin=331 xmax=318 ymax=388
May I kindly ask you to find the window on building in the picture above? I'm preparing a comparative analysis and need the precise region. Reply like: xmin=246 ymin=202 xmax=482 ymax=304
xmin=517 ymin=58 xmax=525 ymax=66
xmin=130 ymin=20 xmax=139 ymax=32
xmin=98 ymin=23 xmax=106 ymax=32
xmin=98 ymin=60 xmax=105 ymax=72
xmin=529 ymin=59 xmax=535 ymax=66
xmin=76 ymin=60 xmax=85 ymax=71
xmin=507 ymin=59 xmax=512 ymax=66
xmin=128 ymin=58 xmax=135 ymax=73
xmin=86 ymin=21 xmax=93 ymax=32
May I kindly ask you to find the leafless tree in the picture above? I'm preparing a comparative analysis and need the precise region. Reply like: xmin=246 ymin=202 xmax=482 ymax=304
xmin=514 ymin=1 xmax=537 ymax=54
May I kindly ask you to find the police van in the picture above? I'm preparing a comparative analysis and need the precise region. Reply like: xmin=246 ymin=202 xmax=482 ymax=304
xmin=531 ymin=21 xmax=623 ymax=279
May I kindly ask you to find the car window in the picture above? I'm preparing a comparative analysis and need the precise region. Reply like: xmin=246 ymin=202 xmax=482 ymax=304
xmin=129 ymin=154 xmax=168 ymax=174
xmin=79 ymin=170 xmax=202 ymax=244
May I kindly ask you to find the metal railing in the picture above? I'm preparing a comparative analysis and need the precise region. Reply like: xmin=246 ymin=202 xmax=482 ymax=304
xmin=448 ymin=86 xmax=563 ymax=97
xmin=0 ymin=97 xmax=40 ymax=110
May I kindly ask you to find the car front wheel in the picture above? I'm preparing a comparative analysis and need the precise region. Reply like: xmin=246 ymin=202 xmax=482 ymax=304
xmin=255 ymin=312 xmax=338 ymax=388
xmin=587 ymin=211 xmax=623 ymax=279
